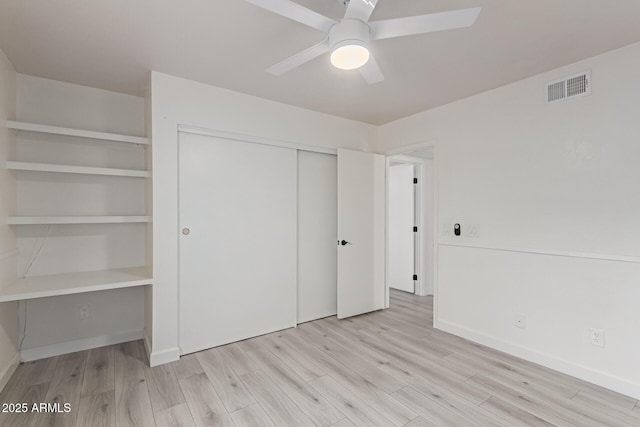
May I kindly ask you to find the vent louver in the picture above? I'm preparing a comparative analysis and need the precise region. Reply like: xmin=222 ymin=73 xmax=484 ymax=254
xmin=546 ymin=71 xmax=591 ymax=103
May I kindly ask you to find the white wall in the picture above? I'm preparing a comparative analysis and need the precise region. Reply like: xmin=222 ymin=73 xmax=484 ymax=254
xmin=0 ymin=49 xmax=19 ymax=392
xmin=150 ymin=72 xmax=377 ymax=365
xmin=15 ymin=75 xmax=147 ymax=357
xmin=379 ymin=41 xmax=640 ymax=399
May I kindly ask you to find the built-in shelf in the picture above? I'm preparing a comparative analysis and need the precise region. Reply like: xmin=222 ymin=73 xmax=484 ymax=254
xmin=5 ymin=161 xmax=150 ymax=178
xmin=0 ymin=267 xmax=152 ymax=302
xmin=7 ymin=216 xmax=151 ymax=225
xmin=6 ymin=120 xmax=149 ymax=145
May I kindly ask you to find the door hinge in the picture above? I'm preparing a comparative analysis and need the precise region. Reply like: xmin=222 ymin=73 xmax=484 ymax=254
xmin=413 ymin=274 xmax=418 ymax=281
xmin=413 ymin=226 xmax=418 ymax=232
xmin=413 ymin=178 xmax=418 ymax=184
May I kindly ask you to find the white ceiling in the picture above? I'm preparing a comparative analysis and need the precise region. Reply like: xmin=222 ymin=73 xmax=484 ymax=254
xmin=2 ymin=0 xmax=640 ymax=125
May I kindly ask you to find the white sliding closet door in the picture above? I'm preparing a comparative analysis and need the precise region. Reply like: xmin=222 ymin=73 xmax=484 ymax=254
xmin=337 ymin=148 xmax=386 ymax=319
xmin=178 ymin=132 xmax=297 ymax=355
xmin=298 ymin=151 xmax=337 ymax=323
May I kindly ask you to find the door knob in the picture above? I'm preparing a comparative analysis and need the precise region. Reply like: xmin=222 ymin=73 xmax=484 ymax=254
xmin=340 ymin=240 xmax=352 ymax=246
xmin=182 ymin=228 xmax=190 ymax=235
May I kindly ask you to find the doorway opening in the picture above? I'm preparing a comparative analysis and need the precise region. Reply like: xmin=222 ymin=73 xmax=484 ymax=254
xmin=385 ymin=143 xmax=436 ymax=323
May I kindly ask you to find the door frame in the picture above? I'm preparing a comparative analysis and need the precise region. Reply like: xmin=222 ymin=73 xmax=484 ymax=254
xmin=384 ymin=141 xmax=439 ymax=318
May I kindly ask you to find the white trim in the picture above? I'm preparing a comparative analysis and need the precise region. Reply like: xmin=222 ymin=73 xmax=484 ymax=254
xmin=437 ymin=319 xmax=640 ymax=400
xmin=385 ymin=140 xmax=438 ymax=157
xmin=149 ymin=346 xmax=180 ymax=367
xmin=20 ymin=330 xmax=143 ymax=362
xmin=0 ymin=352 xmax=20 ymax=393
xmin=6 ymin=120 xmax=149 ymax=145
xmin=178 ymin=125 xmax=337 ymax=155
xmin=439 ymin=241 xmax=640 ymax=264
xmin=143 ymin=331 xmax=152 ymax=363
xmin=0 ymin=249 xmax=18 ymax=262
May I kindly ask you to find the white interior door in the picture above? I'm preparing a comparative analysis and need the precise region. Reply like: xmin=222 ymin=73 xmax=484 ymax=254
xmin=388 ymin=163 xmax=416 ymax=293
xmin=179 ymin=132 xmax=297 ymax=355
xmin=337 ymin=148 xmax=386 ymax=319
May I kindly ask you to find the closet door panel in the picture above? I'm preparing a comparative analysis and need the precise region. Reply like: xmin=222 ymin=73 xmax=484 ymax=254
xmin=178 ymin=132 xmax=297 ymax=354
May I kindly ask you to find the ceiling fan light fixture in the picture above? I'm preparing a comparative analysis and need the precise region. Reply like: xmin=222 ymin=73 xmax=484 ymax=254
xmin=330 ymin=41 xmax=369 ymax=70
xmin=328 ymin=19 xmax=371 ymax=70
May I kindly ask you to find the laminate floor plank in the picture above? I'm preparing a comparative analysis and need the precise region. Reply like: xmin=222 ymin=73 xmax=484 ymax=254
xmin=22 ymin=357 xmax=60 ymax=387
xmin=145 ymin=362 xmax=185 ymax=414
xmin=154 ymin=403 xmax=195 ymax=427
xmin=391 ymin=386 xmax=480 ymax=427
xmin=570 ymin=390 xmax=640 ymax=426
xmin=480 ymin=396 xmax=555 ymax=427
xmin=81 ymin=346 xmax=114 ymax=397
xmin=295 ymin=325 xmax=405 ymax=394
xmin=75 ymin=390 xmax=115 ymax=427
xmin=37 ymin=354 xmax=87 ymax=427
xmin=114 ymin=341 xmax=155 ymax=427
xmin=309 ymin=375 xmax=395 ymax=427
xmin=444 ymin=350 xmax=579 ymax=399
xmin=240 ymin=370 xmax=315 ymax=427
xmin=379 ymin=361 xmax=501 ymax=425
xmin=277 ymin=330 xmax=418 ymax=426
xmin=247 ymin=347 xmax=345 ymax=426
xmin=0 ymin=382 xmax=49 ymax=427
xmin=195 ymin=348 xmax=255 ymax=413
xmin=170 ymin=354 xmax=204 ymax=381
xmin=230 ymin=404 xmax=276 ymax=427
xmin=258 ymin=332 xmax=328 ymax=381
xmin=178 ymin=373 xmax=234 ymax=427
xmin=217 ymin=343 xmax=260 ymax=376
xmin=468 ymin=374 xmax=603 ymax=427
xmin=402 ymin=416 xmax=438 ymax=427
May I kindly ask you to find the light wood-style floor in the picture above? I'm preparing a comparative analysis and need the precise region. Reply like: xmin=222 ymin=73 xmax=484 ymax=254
xmin=1 ymin=289 xmax=639 ymax=426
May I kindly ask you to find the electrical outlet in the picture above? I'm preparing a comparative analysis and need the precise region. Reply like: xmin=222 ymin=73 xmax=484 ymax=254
xmin=514 ymin=314 xmax=526 ymax=329
xmin=590 ymin=328 xmax=605 ymax=347
xmin=79 ymin=304 xmax=91 ymax=320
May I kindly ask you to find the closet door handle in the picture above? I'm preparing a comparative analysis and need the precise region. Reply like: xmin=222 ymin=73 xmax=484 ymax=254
xmin=340 ymin=240 xmax=352 ymax=246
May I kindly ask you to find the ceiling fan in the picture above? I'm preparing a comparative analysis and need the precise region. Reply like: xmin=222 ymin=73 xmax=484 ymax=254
xmin=245 ymin=0 xmax=481 ymax=84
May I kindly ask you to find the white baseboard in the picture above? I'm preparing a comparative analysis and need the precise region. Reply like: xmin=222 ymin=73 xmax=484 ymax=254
xmin=149 ymin=346 xmax=180 ymax=367
xmin=20 ymin=330 xmax=143 ymax=362
xmin=143 ymin=331 xmax=152 ymax=362
xmin=0 ymin=351 xmax=21 ymax=393
xmin=436 ymin=319 xmax=640 ymax=400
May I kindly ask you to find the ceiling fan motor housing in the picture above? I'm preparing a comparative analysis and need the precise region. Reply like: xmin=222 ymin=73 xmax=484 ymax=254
xmin=329 ymin=19 xmax=370 ymax=53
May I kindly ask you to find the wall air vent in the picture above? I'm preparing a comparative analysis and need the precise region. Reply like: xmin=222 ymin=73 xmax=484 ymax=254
xmin=546 ymin=71 xmax=591 ymax=103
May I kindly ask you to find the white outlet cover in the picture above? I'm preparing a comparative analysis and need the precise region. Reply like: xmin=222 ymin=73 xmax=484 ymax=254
xmin=590 ymin=328 xmax=605 ymax=347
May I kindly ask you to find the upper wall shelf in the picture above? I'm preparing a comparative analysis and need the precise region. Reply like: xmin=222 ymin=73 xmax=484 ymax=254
xmin=6 ymin=161 xmax=150 ymax=178
xmin=7 ymin=216 xmax=151 ymax=225
xmin=6 ymin=120 xmax=149 ymax=145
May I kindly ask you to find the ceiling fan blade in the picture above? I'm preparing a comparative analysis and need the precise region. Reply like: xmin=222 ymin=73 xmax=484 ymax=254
xmin=343 ymin=0 xmax=379 ymax=22
xmin=266 ymin=40 xmax=330 ymax=76
xmin=370 ymin=7 xmax=481 ymax=40
xmin=245 ymin=0 xmax=336 ymax=32
xmin=359 ymin=55 xmax=384 ymax=84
